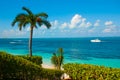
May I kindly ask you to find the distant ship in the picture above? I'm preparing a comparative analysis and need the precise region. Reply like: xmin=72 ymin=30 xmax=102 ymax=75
xmin=90 ymin=39 xmax=101 ymax=42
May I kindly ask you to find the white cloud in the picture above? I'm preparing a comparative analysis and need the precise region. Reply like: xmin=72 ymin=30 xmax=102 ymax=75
xmin=94 ymin=20 xmax=100 ymax=27
xmin=105 ymin=21 xmax=113 ymax=26
xmin=53 ymin=20 xmax=58 ymax=26
xmin=79 ymin=20 xmax=92 ymax=28
xmin=69 ymin=14 xmax=82 ymax=29
xmin=102 ymin=21 xmax=118 ymax=33
xmin=79 ymin=17 xmax=92 ymax=28
xmin=49 ymin=14 xmax=92 ymax=31
xmin=61 ymin=22 xmax=68 ymax=29
xmin=86 ymin=22 xmax=92 ymax=28
xmin=26 ymin=27 xmax=30 ymax=31
xmin=102 ymin=28 xmax=112 ymax=33
xmin=51 ymin=20 xmax=58 ymax=26
xmin=50 ymin=20 xmax=58 ymax=30
xmin=88 ymin=20 xmax=100 ymax=33
xmin=102 ymin=25 xmax=117 ymax=33
xmin=69 ymin=14 xmax=92 ymax=29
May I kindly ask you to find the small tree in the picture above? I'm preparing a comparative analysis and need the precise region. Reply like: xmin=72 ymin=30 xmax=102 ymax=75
xmin=51 ymin=48 xmax=64 ymax=70
xmin=12 ymin=7 xmax=51 ymax=57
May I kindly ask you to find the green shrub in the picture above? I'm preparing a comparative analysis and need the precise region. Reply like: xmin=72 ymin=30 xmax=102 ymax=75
xmin=0 ymin=51 xmax=64 ymax=80
xmin=63 ymin=63 xmax=120 ymax=80
xmin=0 ymin=51 xmax=41 ymax=79
xmin=40 ymin=69 xmax=64 ymax=80
xmin=19 ymin=55 xmax=42 ymax=66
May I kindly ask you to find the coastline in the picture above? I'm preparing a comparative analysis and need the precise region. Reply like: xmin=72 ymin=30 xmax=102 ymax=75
xmin=42 ymin=63 xmax=65 ymax=71
xmin=0 ymin=37 xmax=120 ymax=68
xmin=42 ymin=64 xmax=55 ymax=69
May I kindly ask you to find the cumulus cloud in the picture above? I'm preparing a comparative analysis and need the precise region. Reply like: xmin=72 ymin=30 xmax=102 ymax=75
xmin=94 ymin=20 xmax=100 ymax=27
xmin=52 ymin=20 xmax=58 ymax=26
xmin=69 ymin=14 xmax=82 ymax=29
xmin=88 ymin=20 xmax=100 ymax=33
xmin=80 ymin=21 xmax=92 ymax=28
xmin=50 ymin=20 xmax=58 ymax=30
xmin=50 ymin=14 xmax=92 ymax=31
xmin=68 ymin=14 xmax=92 ymax=29
xmin=105 ymin=21 xmax=113 ymax=26
xmin=102 ymin=24 xmax=117 ymax=33
xmin=102 ymin=21 xmax=118 ymax=33
xmin=61 ymin=22 xmax=68 ymax=29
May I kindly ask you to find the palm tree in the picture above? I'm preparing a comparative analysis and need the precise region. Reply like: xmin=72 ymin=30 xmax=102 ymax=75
xmin=12 ymin=7 xmax=51 ymax=57
xmin=51 ymin=48 xmax=64 ymax=70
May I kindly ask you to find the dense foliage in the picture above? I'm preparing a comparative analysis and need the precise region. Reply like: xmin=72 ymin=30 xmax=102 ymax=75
xmin=40 ymin=69 xmax=64 ymax=80
xmin=51 ymin=48 xmax=64 ymax=70
xmin=0 ymin=51 xmax=41 ymax=79
xmin=63 ymin=63 xmax=120 ymax=80
xmin=19 ymin=55 xmax=42 ymax=66
xmin=0 ymin=51 xmax=63 ymax=80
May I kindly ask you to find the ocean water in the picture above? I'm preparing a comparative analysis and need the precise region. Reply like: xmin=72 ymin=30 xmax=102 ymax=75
xmin=0 ymin=37 xmax=120 ymax=68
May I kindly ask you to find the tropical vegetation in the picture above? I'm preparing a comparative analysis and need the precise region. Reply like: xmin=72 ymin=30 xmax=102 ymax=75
xmin=19 ymin=55 xmax=42 ymax=66
xmin=0 ymin=51 xmax=63 ymax=80
xmin=1 ymin=51 xmax=120 ymax=79
xmin=11 ymin=7 xmax=51 ymax=57
xmin=51 ymin=48 xmax=64 ymax=70
xmin=63 ymin=63 xmax=120 ymax=80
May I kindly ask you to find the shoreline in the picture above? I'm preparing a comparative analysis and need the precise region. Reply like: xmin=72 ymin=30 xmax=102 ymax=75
xmin=0 ymin=49 xmax=120 ymax=68
xmin=42 ymin=63 xmax=64 ymax=70
xmin=42 ymin=64 xmax=55 ymax=69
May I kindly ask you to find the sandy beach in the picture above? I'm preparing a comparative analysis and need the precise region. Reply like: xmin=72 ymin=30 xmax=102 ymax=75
xmin=42 ymin=64 xmax=70 ymax=79
xmin=42 ymin=64 xmax=55 ymax=69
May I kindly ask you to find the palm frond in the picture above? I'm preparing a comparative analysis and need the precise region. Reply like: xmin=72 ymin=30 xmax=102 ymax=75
xmin=35 ymin=13 xmax=48 ymax=18
xmin=34 ymin=25 xmax=38 ymax=28
xmin=51 ymin=48 xmax=64 ymax=70
xmin=12 ymin=13 xmax=31 ymax=29
xmin=11 ymin=13 xmax=28 ymax=26
xmin=40 ymin=20 xmax=51 ymax=29
xmin=58 ymin=48 xmax=63 ymax=55
xmin=18 ymin=26 xmax=22 ymax=31
xmin=22 ymin=7 xmax=33 ymax=15
xmin=37 ymin=21 xmax=42 ymax=27
xmin=11 ymin=19 xmax=17 ymax=26
xmin=16 ymin=14 xmax=28 ymax=21
xmin=51 ymin=53 xmax=58 ymax=67
xmin=23 ymin=21 xmax=30 ymax=27
xmin=18 ymin=21 xmax=24 ymax=31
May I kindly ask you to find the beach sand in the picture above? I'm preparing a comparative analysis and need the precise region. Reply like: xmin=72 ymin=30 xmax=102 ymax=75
xmin=42 ymin=64 xmax=70 ymax=79
xmin=42 ymin=64 xmax=55 ymax=69
xmin=42 ymin=64 xmax=64 ymax=71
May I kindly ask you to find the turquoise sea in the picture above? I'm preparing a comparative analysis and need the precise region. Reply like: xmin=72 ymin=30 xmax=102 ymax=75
xmin=0 ymin=37 xmax=120 ymax=68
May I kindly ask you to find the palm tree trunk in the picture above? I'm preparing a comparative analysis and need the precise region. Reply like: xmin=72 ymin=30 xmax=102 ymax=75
xmin=29 ymin=26 xmax=33 ymax=57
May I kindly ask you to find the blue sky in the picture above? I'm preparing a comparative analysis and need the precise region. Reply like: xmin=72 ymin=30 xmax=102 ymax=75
xmin=0 ymin=0 xmax=120 ymax=38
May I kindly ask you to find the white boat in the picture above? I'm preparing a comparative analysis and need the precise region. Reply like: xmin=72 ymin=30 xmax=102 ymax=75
xmin=90 ymin=39 xmax=101 ymax=42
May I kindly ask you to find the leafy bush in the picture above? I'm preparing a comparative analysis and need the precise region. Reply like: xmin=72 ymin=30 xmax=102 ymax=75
xmin=0 ymin=51 xmax=42 ymax=79
xmin=63 ymin=63 xmax=120 ymax=80
xmin=19 ymin=55 xmax=42 ymax=66
xmin=0 ymin=51 xmax=63 ymax=80
xmin=40 ymin=69 xmax=64 ymax=80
